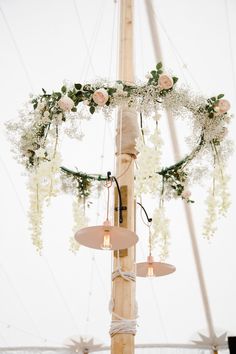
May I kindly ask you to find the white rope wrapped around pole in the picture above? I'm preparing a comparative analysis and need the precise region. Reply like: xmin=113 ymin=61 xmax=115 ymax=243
xmin=109 ymin=301 xmax=138 ymax=337
xmin=110 ymin=318 xmax=137 ymax=337
xmin=112 ymin=266 xmax=136 ymax=282
xmin=110 ymin=264 xmax=138 ymax=337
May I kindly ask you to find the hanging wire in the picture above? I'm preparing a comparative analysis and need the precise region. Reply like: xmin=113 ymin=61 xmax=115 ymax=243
xmin=108 ymin=0 xmax=118 ymax=80
xmin=104 ymin=172 xmax=113 ymax=221
xmin=42 ymin=257 xmax=81 ymax=333
xmin=0 ymin=330 xmax=8 ymax=346
xmin=224 ymin=0 xmax=236 ymax=100
xmin=0 ymin=320 xmax=54 ymax=344
xmin=0 ymin=263 xmax=43 ymax=338
xmin=73 ymin=0 xmax=97 ymax=77
xmin=84 ymin=252 xmax=95 ymax=335
xmin=136 ymin=0 xmax=146 ymax=77
xmin=137 ymin=201 xmax=153 ymax=256
xmin=73 ymin=0 xmax=109 ymax=81
xmin=144 ymin=0 xmax=200 ymax=89
xmin=0 ymin=6 xmax=34 ymax=91
xmin=136 ymin=198 xmax=169 ymax=341
xmin=150 ymin=281 xmax=169 ymax=343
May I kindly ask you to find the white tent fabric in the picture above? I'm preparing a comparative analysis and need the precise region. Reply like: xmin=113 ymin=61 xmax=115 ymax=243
xmin=0 ymin=0 xmax=236 ymax=351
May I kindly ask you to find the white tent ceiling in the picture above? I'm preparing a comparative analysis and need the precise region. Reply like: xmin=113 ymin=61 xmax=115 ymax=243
xmin=0 ymin=0 xmax=236 ymax=350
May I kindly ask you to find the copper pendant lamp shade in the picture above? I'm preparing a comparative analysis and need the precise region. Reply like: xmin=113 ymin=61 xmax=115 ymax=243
xmin=136 ymin=255 xmax=176 ymax=277
xmin=75 ymin=223 xmax=138 ymax=251
xmin=74 ymin=172 xmax=138 ymax=251
xmin=136 ymin=203 xmax=176 ymax=278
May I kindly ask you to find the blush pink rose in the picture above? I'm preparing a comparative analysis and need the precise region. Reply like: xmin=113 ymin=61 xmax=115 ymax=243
xmin=92 ymin=88 xmax=109 ymax=106
xmin=158 ymin=74 xmax=174 ymax=90
xmin=58 ymin=96 xmax=74 ymax=111
xmin=215 ymin=99 xmax=230 ymax=114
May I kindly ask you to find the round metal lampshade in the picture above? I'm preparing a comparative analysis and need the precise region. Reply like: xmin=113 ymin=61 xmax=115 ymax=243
xmin=136 ymin=261 xmax=176 ymax=277
xmin=75 ymin=225 xmax=138 ymax=250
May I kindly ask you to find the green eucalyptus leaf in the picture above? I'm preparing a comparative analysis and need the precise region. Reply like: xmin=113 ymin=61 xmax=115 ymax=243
xmin=55 ymin=92 xmax=62 ymax=99
xmin=61 ymin=85 xmax=67 ymax=94
xmin=108 ymin=88 xmax=116 ymax=95
xmin=173 ymin=77 xmax=178 ymax=84
xmin=75 ymin=83 xmax=82 ymax=90
xmin=76 ymin=90 xmax=83 ymax=97
xmin=156 ymin=62 xmax=162 ymax=70
xmin=151 ymin=70 xmax=157 ymax=78
xmin=90 ymin=106 xmax=95 ymax=114
xmin=217 ymin=94 xmax=224 ymax=99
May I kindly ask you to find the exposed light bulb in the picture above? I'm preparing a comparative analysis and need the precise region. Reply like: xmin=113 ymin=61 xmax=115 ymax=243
xmin=101 ymin=229 xmax=112 ymax=250
xmin=147 ymin=264 xmax=154 ymax=277
xmin=147 ymin=255 xmax=154 ymax=277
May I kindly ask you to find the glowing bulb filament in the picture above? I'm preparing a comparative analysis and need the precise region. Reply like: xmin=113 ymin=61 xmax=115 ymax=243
xmin=101 ymin=230 xmax=112 ymax=250
xmin=147 ymin=264 xmax=154 ymax=277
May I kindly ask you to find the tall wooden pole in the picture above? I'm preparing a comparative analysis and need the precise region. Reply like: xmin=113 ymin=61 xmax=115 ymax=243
xmin=111 ymin=1 xmax=139 ymax=354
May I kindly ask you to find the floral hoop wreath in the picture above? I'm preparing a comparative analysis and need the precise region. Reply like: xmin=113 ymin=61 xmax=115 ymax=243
xmin=6 ymin=63 xmax=232 ymax=254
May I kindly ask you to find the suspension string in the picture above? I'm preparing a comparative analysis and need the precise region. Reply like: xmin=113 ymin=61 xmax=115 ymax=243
xmin=149 ymin=3 xmax=200 ymax=89
xmin=104 ymin=177 xmax=112 ymax=221
xmin=148 ymin=225 xmax=152 ymax=256
xmin=0 ymin=6 xmax=34 ymax=91
xmin=84 ymin=253 xmax=95 ymax=336
xmin=118 ymin=108 xmax=123 ymax=180
xmin=224 ymin=0 xmax=236 ymax=101
xmin=107 ymin=182 xmax=110 ymax=221
xmin=108 ymin=1 xmax=118 ymax=80
xmin=116 ymin=156 xmax=132 ymax=180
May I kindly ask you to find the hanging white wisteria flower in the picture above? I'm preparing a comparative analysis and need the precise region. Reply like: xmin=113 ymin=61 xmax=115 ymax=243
xmin=150 ymin=206 xmax=170 ymax=261
xmin=28 ymin=152 xmax=62 ymax=253
xmin=203 ymin=191 xmax=218 ymax=240
xmin=5 ymin=62 xmax=233 ymax=252
xmin=69 ymin=198 xmax=88 ymax=254
xmin=135 ymin=127 xmax=163 ymax=197
xmin=203 ymin=164 xmax=231 ymax=240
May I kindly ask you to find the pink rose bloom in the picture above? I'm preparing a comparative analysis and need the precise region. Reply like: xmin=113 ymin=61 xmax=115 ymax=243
xmin=58 ymin=96 xmax=74 ymax=111
xmin=158 ymin=74 xmax=174 ymax=90
xmin=92 ymin=88 xmax=109 ymax=106
xmin=181 ymin=190 xmax=191 ymax=200
xmin=216 ymin=99 xmax=231 ymax=114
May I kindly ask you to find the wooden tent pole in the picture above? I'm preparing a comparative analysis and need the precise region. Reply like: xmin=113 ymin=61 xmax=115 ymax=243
xmin=111 ymin=1 xmax=138 ymax=354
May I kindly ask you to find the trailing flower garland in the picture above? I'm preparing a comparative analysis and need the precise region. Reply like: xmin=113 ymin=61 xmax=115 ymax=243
xmin=6 ymin=62 xmax=232 ymax=253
